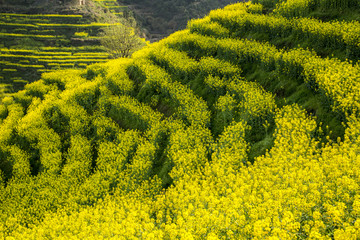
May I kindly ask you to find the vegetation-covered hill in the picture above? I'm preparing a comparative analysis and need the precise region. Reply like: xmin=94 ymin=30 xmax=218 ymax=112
xmin=0 ymin=0 xmax=240 ymax=97
xmin=1 ymin=0 xmax=360 ymax=239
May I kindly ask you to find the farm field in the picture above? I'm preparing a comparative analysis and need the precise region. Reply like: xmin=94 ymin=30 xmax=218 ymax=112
xmin=0 ymin=1 xmax=130 ymax=96
xmin=1 ymin=0 xmax=360 ymax=239
xmin=93 ymin=0 xmax=128 ymax=16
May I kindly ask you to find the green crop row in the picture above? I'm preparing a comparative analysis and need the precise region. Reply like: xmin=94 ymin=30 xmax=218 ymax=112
xmin=1 ymin=54 xmax=108 ymax=60
xmin=0 ymin=13 xmax=83 ymax=18
xmin=38 ymin=59 xmax=108 ymax=63
xmin=0 ymin=61 xmax=44 ymax=68
xmin=36 ymin=22 xmax=121 ymax=28
xmin=39 ymin=46 xmax=106 ymax=52
xmin=0 ymin=49 xmax=72 ymax=56
xmin=0 ymin=33 xmax=61 ymax=39
xmin=0 ymin=22 xmax=38 ymax=28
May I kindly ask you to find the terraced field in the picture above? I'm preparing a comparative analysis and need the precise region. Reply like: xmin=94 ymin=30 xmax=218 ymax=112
xmin=93 ymin=0 xmax=128 ymax=16
xmin=0 ymin=8 xmax=129 ymax=95
xmin=1 ymin=1 xmax=360 ymax=239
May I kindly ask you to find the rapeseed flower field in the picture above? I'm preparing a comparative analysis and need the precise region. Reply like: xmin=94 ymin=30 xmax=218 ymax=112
xmin=1 ymin=0 xmax=360 ymax=239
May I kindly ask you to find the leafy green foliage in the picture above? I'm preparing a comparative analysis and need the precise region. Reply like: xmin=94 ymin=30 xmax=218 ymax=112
xmin=99 ymin=24 xmax=147 ymax=58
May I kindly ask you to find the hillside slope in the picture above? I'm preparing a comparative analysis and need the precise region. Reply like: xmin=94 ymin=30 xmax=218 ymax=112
xmin=120 ymin=0 xmax=240 ymax=41
xmin=1 ymin=1 xmax=360 ymax=239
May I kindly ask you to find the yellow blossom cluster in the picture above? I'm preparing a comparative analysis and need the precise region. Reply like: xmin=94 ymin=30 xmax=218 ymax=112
xmin=188 ymin=16 xmax=231 ymax=39
xmin=222 ymin=1 xmax=263 ymax=13
xmin=7 ymin=104 xmax=360 ymax=239
xmin=147 ymin=45 xmax=199 ymax=82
